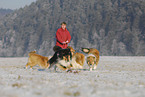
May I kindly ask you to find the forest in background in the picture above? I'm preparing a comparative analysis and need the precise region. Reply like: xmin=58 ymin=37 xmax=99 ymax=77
xmin=0 ymin=0 xmax=145 ymax=57
xmin=0 ymin=8 xmax=13 ymax=19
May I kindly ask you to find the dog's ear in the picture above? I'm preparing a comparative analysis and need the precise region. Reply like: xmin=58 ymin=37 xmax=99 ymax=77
xmin=67 ymin=46 xmax=75 ymax=52
xmin=29 ymin=50 xmax=36 ymax=53
xmin=81 ymin=48 xmax=90 ymax=54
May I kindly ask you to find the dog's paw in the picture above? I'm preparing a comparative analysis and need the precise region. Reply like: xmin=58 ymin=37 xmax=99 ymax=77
xmin=89 ymin=68 xmax=92 ymax=71
xmin=66 ymin=69 xmax=72 ymax=73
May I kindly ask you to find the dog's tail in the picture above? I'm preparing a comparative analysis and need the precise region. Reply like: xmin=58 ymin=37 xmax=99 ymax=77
xmin=81 ymin=48 xmax=90 ymax=54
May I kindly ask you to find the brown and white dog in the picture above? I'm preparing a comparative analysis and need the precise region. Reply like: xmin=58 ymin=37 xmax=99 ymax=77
xmin=82 ymin=48 xmax=99 ymax=71
xmin=48 ymin=47 xmax=85 ymax=72
xmin=26 ymin=51 xmax=50 ymax=69
xmin=67 ymin=46 xmax=85 ymax=69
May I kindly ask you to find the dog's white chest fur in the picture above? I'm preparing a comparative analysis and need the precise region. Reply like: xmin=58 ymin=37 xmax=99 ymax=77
xmin=70 ymin=57 xmax=83 ymax=69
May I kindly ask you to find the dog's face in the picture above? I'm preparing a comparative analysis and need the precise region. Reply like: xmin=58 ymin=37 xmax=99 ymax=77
xmin=87 ymin=56 xmax=96 ymax=70
xmin=45 ymin=57 xmax=50 ymax=68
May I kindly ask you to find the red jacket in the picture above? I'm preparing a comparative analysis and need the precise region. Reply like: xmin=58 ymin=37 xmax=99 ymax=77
xmin=56 ymin=27 xmax=71 ymax=49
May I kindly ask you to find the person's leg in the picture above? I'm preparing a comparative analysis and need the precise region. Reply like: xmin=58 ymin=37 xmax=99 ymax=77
xmin=53 ymin=46 xmax=62 ymax=52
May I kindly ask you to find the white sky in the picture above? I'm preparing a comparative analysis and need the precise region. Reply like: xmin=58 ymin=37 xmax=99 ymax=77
xmin=0 ymin=0 xmax=37 ymax=9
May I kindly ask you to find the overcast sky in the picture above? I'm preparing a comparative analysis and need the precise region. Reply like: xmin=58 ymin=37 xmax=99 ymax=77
xmin=0 ymin=0 xmax=37 ymax=9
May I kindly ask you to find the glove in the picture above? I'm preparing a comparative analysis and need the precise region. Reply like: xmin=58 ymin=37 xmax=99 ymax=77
xmin=66 ymin=40 xmax=69 ymax=43
xmin=62 ymin=42 xmax=66 ymax=44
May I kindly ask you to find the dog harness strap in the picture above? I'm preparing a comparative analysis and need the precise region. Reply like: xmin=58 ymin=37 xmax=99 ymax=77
xmin=57 ymin=40 xmax=63 ymax=45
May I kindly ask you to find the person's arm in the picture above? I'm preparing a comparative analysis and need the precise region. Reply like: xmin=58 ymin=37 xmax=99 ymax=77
xmin=56 ymin=30 xmax=66 ymax=44
xmin=66 ymin=31 xmax=71 ymax=43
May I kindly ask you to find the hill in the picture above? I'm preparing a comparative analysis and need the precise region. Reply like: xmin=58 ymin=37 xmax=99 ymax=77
xmin=0 ymin=8 xmax=13 ymax=19
xmin=0 ymin=0 xmax=145 ymax=57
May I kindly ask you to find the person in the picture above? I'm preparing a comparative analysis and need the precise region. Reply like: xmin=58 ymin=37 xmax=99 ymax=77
xmin=53 ymin=22 xmax=71 ymax=52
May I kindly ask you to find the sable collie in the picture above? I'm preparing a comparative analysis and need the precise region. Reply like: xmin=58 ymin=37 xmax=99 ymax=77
xmin=67 ymin=46 xmax=85 ymax=69
xmin=26 ymin=51 xmax=50 ymax=69
xmin=82 ymin=48 xmax=99 ymax=71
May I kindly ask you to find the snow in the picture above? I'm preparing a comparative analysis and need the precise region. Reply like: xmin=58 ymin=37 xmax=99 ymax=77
xmin=0 ymin=56 xmax=145 ymax=97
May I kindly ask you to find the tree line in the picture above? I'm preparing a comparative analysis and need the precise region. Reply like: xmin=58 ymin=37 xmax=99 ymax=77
xmin=0 ymin=0 xmax=145 ymax=57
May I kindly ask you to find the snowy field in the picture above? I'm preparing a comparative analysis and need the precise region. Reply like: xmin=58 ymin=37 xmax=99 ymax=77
xmin=0 ymin=56 xmax=145 ymax=97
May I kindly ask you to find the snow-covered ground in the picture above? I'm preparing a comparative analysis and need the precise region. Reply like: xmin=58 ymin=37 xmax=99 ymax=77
xmin=0 ymin=56 xmax=145 ymax=97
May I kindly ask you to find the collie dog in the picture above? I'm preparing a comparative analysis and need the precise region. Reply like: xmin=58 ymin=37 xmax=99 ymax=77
xmin=26 ymin=51 xmax=50 ymax=69
xmin=82 ymin=48 xmax=99 ymax=71
xmin=48 ymin=48 xmax=72 ymax=71
xmin=67 ymin=46 xmax=85 ymax=69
